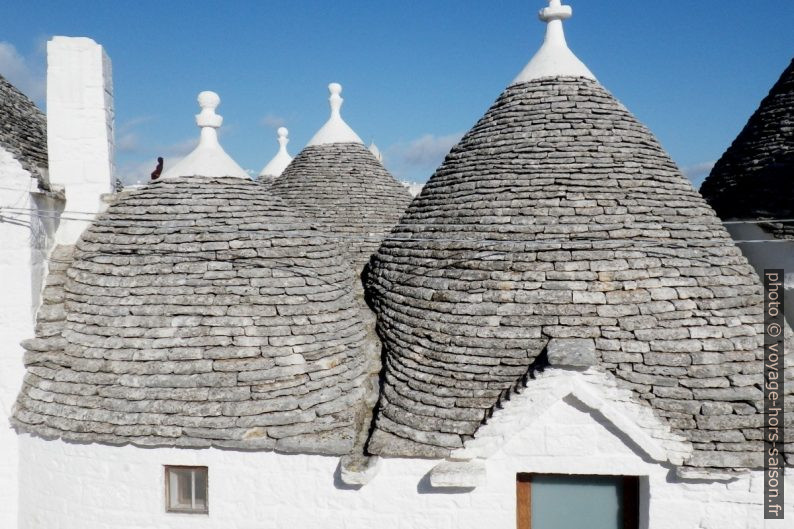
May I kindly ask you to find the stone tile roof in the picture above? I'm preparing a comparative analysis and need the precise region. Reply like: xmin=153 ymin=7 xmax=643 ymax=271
xmin=12 ymin=177 xmax=371 ymax=454
xmin=700 ymin=59 xmax=794 ymax=239
xmin=365 ymin=77 xmax=794 ymax=470
xmin=0 ymin=74 xmax=47 ymax=182
xmin=267 ymin=142 xmax=414 ymax=273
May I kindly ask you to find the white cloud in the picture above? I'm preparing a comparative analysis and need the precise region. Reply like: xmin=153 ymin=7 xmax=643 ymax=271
xmin=261 ymin=114 xmax=286 ymax=129
xmin=389 ymin=133 xmax=463 ymax=167
xmin=116 ymin=132 xmax=140 ymax=153
xmin=0 ymin=41 xmax=45 ymax=103
xmin=681 ymin=160 xmax=716 ymax=187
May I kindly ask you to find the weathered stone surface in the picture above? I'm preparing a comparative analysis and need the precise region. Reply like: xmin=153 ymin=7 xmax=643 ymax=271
xmin=267 ymin=142 xmax=413 ymax=274
xmin=363 ymin=76 xmax=794 ymax=471
xmin=700 ymin=58 xmax=794 ymax=240
xmin=546 ymin=338 xmax=596 ymax=367
xmin=12 ymin=177 xmax=371 ymax=454
xmin=0 ymin=74 xmax=47 ymax=184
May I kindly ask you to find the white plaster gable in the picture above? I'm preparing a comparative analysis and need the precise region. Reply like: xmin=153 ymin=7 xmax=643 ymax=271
xmin=447 ymin=368 xmax=692 ymax=470
xmin=307 ymin=83 xmax=364 ymax=147
xmin=259 ymin=126 xmax=293 ymax=178
xmin=161 ymin=91 xmax=248 ymax=180
xmin=511 ymin=0 xmax=596 ymax=85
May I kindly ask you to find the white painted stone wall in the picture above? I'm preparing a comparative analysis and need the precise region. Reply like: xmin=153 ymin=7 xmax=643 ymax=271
xmin=16 ymin=368 xmax=792 ymax=528
xmin=46 ymin=36 xmax=115 ymax=246
xmin=726 ymin=223 xmax=794 ymax=329
xmin=0 ymin=147 xmax=60 ymax=529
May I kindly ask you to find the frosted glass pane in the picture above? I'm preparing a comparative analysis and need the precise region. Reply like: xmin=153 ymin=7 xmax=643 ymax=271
xmin=531 ymin=475 xmax=623 ymax=529
xmin=194 ymin=470 xmax=208 ymax=509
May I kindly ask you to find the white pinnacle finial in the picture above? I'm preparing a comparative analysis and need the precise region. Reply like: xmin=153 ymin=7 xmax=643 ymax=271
xmin=259 ymin=126 xmax=294 ymax=178
xmin=306 ymin=82 xmax=364 ymax=146
xmin=368 ymin=141 xmax=383 ymax=163
xmin=511 ymin=0 xmax=595 ymax=85
xmin=160 ymin=91 xmax=249 ymax=179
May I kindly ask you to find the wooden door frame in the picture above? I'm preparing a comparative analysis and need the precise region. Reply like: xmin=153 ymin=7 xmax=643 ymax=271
xmin=516 ymin=473 xmax=639 ymax=529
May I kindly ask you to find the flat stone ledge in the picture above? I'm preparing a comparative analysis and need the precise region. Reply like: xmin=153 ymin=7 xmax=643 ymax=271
xmin=547 ymin=338 xmax=596 ymax=368
xmin=429 ymin=459 xmax=487 ymax=488
xmin=339 ymin=455 xmax=381 ymax=486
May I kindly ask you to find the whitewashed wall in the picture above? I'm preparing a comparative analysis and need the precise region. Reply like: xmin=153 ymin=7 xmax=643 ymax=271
xmin=0 ymin=146 xmax=61 ymax=529
xmin=17 ymin=375 xmax=791 ymax=528
xmin=726 ymin=223 xmax=794 ymax=329
xmin=47 ymin=36 xmax=114 ymax=246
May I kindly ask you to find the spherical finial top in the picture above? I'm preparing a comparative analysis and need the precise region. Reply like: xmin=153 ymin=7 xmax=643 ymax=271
xmin=195 ymin=90 xmax=223 ymax=129
xmin=329 ymin=83 xmax=342 ymax=96
xmin=277 ymin=126 xmax=289 ymax=139
xmin=197 ymin=91 xmax=221 ymax=110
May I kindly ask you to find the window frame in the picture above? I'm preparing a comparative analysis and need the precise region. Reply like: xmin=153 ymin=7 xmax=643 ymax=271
xmin=516 ymin=473 xmax=639 ymax=529
xmin=164 ymin=465 xmax=209 ymax=515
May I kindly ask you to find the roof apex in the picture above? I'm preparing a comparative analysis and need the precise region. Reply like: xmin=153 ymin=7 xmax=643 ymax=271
xmin=511 ymin=0 xmax=596 ymax=85
xmin=307 ymin=83 xmax=363 ymax=147
xmin=161 ymin=91 xmax=248 ymax=180
xmin=259 ymin=126 xmax=293 ymax=178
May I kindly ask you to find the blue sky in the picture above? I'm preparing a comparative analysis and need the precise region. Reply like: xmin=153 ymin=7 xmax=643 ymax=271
xmin=1 ymin=1 xmax=792 ymax=186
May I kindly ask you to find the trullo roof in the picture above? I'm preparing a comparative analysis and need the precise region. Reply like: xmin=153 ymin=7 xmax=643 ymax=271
xmin=364 ymin=1 xmax=793 ymax=470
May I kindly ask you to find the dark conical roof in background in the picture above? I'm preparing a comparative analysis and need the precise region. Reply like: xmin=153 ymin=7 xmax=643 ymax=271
xmin=268 ymin=142 xmax=413 ymax=273
xmin=700 ymin=59 xmax=794 ymax=236
xmin=13 ymin=177 xmax=370 ymax=454
xmin=365 ymin=79 xmax=792 ymax=468
xmin=0 ymin=74 xmax=47 ymax=179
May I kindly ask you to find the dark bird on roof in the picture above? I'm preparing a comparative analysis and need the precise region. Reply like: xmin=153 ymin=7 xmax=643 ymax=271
xmin=150 ymin=157 xmax=164 ymax=180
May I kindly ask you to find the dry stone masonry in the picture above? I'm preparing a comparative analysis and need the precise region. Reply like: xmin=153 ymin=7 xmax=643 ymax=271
xmin=365 ymin=76 xmax=794 ymax=470
xmin=269 ymin=142 xmax=414 ymax=274
xmin=12 ymin=177 xmax=371 ymax=455
xmin=0 ymin=74 xmax=47 ymax=182
xmin=701 ymin=59 xmax=794 ymax=239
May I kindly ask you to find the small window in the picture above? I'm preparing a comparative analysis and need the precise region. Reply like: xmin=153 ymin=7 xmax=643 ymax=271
xmin=165 ymin=466 xmax=208 ymax=514
xmin=517 ymin=473 xmax=639 ymax=529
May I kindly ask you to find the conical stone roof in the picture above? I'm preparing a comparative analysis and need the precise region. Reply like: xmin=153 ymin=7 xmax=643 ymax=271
xmin=0 ymin=74 xmax=47 ymax=180
xmin=265 ymin=83 xmax=413 ymax=274
xmin=365 ymin=17 xmax=792 ymax=468
xmin=13 ymin=177 xmax=370 ymax=454
xmin=700 ymin=58 xmax=794 ymax=238
xmin=269 ymin=142 xmax=413 ymax=273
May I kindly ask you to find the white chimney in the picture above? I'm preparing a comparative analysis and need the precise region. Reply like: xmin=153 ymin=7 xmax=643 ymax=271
xmin=47 ymin=36 xmax=115 ymax=245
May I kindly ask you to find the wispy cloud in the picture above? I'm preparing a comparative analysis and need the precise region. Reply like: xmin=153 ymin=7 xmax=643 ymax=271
xmin=681 ymin=160 xmax=716 ymax=188
xmin=383 ymin=132 xmax=463 ymax=181
xmin=261 ymin=114 xmax=286 ymax=129
xmin=0 ymin=41 xmax=45 ymax=103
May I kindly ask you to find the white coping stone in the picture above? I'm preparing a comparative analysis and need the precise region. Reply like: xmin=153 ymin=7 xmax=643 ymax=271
xmin=161 ymin=91 xmax=248 ymax=180
xmin=258 ymin=127 xmax=294 ymax=178
xmin=511 ymin=0 xmax=596 ymax=85
xmin=428 ymin=459 xmax=487 ymax=488
xmin=306 ymin=83 xmax=363 ymax=147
